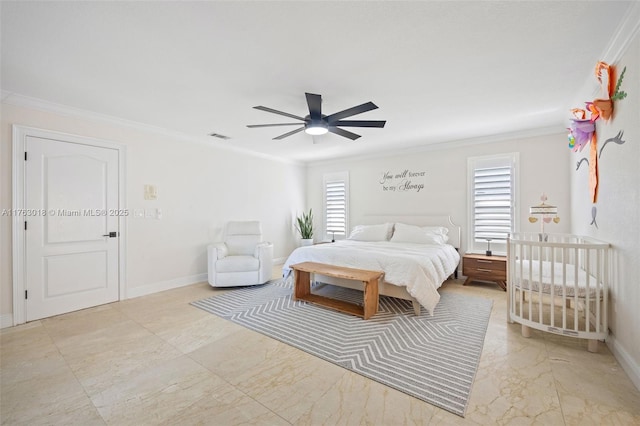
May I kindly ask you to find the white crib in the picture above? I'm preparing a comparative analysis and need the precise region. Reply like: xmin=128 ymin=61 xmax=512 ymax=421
xmin=507 ymin=233 xmax=610 ymax=352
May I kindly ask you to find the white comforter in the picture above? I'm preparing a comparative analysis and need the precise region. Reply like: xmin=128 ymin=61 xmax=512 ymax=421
xmin=283 ymin=240 xmax=460 ymax=315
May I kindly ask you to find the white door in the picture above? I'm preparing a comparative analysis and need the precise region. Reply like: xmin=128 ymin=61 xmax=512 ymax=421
xmin=25 ymin=135 xmax=120 ymax=321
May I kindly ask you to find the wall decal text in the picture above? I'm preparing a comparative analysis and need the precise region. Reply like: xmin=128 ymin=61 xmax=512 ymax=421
xmin=379 ymin=169 xmax=426 ymax=192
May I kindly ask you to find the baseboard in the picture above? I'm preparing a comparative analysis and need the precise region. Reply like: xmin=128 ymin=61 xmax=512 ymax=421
xmin=0 ymin=275 xmax=209 ymax=325
xmin=0 ymin=314 xmax=14 ymax=329
xmin=273 ymin=256 xmax=287 ymax=265
xmin=607 ymin=334 xmax=640 ymax=392
xmin=126 ymin=273 xmax=208 ymax=299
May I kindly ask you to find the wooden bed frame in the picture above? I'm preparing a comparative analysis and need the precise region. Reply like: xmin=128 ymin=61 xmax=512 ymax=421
xmin=312 ymin=215 xmax=461 ymax=315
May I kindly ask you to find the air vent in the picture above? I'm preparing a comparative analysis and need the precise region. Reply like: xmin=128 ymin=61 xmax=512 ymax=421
xmin=209 ymin=133 xmax=231 ymax=140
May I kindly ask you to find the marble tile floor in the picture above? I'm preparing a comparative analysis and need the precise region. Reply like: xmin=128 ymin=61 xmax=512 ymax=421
xmin=1 ymin=267 xmax=639 ymax=425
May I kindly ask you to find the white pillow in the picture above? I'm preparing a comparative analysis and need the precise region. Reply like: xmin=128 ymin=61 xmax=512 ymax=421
xmin=347 ymin=223 xmax=393 ymax=241
xmin=390 ymin=223 xmax=449 ymax=245
xmin=416 ymin=225 xmax=449 ymax=236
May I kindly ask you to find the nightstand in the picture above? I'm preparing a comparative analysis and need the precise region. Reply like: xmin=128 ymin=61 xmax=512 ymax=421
xmin=462 ymin=253 xmax=507 ymax=291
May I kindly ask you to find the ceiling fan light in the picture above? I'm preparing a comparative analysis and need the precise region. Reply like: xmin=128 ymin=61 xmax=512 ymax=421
xmin=305 ymin=126 xmax=328 ymax=135
xmin=305 ymin=123 xmax=328 ymax=135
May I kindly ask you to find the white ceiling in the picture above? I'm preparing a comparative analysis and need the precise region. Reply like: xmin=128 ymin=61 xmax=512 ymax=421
xmin=1 ymin=1 xmax=634 ymax=163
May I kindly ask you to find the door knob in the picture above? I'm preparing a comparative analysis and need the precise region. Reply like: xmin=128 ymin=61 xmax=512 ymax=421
xmin=102 ymin=232 xmax=118 ymax=238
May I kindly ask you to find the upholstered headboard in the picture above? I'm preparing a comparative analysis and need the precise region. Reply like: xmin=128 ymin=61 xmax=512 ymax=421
xmin=358 ymin=215 xmax=461 ymax=249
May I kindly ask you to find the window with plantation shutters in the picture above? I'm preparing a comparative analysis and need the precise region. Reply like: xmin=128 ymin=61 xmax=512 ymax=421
xmin=473 ymin=166 xmax=512 ymax=242
xmin=323 ymin=172 xmax=349 ymax=240
xmin=467 ymin=154 xmax=518 ymax=254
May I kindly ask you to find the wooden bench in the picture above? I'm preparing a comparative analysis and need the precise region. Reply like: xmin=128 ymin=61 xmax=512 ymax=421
xmin=290 ymin=262 xmax=384 ymax=320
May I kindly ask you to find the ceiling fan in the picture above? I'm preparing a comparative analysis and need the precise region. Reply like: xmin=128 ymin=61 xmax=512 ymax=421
xmin=247 ymin=92 xmax=386 ymax=141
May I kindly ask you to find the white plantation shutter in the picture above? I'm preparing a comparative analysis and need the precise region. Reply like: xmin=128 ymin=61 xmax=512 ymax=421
xmin=323 ymin=172 xmax=349 ymax=240
xmin=468 ymin=154 xmax=518 ymax=254
xmin=473 ymin=166 xmax=512 ymax=242
xmin=326 ymin=181 xmax=346 ymax=234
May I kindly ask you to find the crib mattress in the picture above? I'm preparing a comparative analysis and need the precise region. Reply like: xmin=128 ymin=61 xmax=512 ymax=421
xmin=511 ymin=260 xmax=602 ymax=299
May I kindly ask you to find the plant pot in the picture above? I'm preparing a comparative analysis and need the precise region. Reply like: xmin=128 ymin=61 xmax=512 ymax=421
xmin=300 ymin=238 xmax=313 ymax=247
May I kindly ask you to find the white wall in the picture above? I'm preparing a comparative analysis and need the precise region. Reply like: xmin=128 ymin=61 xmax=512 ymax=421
xmin=569 ymin=31 xmax=640 ymax=389
xmin=0 ymin=102 xmax=306 ymax=318
xmin=306 ymin=131 xmax=571 ymax=256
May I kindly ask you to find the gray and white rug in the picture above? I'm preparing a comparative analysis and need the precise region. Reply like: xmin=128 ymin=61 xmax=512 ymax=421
xmin=191 ymin=280 xmax=492 ymax=417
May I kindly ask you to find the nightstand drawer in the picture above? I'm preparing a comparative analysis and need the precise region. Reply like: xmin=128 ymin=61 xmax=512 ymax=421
xmin=463 ymin=267 xmax=507 ymax=281
xmin=462 ymin=253 xmax=507 ymax=291
xmin=463 ymin=257 xmax=506 ymax=272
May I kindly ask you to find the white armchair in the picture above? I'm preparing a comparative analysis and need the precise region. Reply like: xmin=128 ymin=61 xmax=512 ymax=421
xmin=207 ymin=221 xmax=273 ymax=287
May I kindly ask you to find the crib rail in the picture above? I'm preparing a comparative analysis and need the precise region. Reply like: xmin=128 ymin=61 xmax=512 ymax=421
xmin=507 ymin=233 xmax=609 ymax=350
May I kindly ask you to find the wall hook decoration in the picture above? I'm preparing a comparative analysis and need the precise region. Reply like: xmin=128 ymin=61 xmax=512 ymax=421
xmin=576 ymin=157 xmax=589 ymax=171
xmin=599 ymin=130 xmax=625 ymax=158
xmin=568 ymin=61 xmax=630 ymax=228
xmin=568 ymin=61 xmax=629 ymax=213
xmin=590 ymin=206 xmax=598 ymax=229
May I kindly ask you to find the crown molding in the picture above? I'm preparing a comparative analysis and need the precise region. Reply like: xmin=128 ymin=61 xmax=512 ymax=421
xmin=600 ymin=1 xmax=640 ymax=64
xmin=1 ymin=91 xmax=303 ymax=166
xmin=573 ymin=1 xmax=640 ymax=104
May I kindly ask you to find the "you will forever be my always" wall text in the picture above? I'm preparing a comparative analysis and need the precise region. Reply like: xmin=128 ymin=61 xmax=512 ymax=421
xmin=379 ymin=169 xmax=426 ymax=192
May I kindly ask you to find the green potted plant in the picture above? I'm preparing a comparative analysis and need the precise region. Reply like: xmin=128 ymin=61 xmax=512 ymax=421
xmin=296 ymin=209 xmax=314 ymax=246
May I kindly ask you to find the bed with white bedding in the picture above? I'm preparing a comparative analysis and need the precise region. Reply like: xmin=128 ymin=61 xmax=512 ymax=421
xmin=282 ymin=215 xmax=461 ymax=316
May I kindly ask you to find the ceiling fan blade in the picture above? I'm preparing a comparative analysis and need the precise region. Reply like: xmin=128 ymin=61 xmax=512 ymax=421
xmin=253 ymin=106 xmax=305 ymax=121
xmin=305 ymin=92 xmax=322 ymax=120
xmin=273 ymin=127 xmax=305 ymax=140
xmin=329 ymin=126 xmax=361 ymax=140
xmin=332 ymin=120 xmax=386 ymax=128
xmin=247 ymin=123 xmax=302 ymax=128
xmin=326 ymin=101 xmax=378 ymax=122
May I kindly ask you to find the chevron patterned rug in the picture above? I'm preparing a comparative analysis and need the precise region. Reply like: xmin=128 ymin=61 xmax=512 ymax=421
xmin=192 ymin=279 xmax=492 ymax=417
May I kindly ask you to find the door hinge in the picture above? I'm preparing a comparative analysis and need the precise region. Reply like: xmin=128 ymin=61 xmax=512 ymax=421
xmin=24 ymin=221 xmax=27 ymax=231
xmin=24 ymin=152 xmax=28 ymax=161
xmin=25 ymin=290 xmax=28 ymax=299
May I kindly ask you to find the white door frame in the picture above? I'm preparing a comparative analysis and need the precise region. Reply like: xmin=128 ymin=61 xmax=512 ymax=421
xmin=12 ymin=125 xmax=127 ymax=325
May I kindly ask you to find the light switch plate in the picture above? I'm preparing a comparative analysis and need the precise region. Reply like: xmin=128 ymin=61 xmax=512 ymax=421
xmin=144 ymin=184 xmax=157 ymax=200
